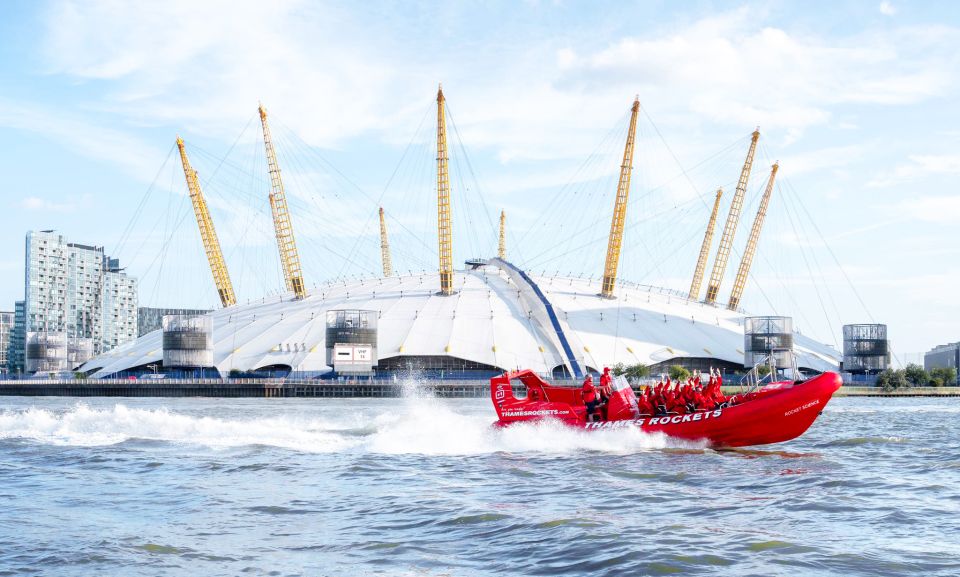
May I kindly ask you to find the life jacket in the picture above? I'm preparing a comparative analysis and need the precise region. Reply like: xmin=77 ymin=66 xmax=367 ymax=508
xmin=693 ymin=391 xmax=707 ymax=410
xmin=582 ymin=382 xmax=597 ymax=404
xmin=637 ymin=396 xmax=654 ymax=416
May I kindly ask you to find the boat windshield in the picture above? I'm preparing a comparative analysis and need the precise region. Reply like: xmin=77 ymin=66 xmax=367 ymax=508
xmin=610 ymin=375 xmax=632 ymax=391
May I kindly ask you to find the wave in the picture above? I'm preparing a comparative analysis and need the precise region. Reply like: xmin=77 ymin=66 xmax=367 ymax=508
xmin=0 ymin=395 xmax=703 ymax=455
xmin=827 ymin=405 xmax=960 ymax=415
xmin=818 ymin=436 xmax=909 ymax=447
xmin=0 ymin=403 xmax=355 ymax=453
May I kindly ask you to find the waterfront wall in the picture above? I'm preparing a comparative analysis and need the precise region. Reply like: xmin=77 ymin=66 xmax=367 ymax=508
xmin=0 ymin=379 xmax=490 ymax=398
xmin=1 ymin=379 xmax=958 ymax=398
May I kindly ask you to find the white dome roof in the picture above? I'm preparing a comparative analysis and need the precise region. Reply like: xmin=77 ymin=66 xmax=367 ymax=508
xmin=82 ymin=262 xmax=840 ymax=377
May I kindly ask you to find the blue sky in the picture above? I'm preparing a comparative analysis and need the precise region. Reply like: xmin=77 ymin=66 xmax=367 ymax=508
xmin=1 ymin=0 xmax=958 ymax=360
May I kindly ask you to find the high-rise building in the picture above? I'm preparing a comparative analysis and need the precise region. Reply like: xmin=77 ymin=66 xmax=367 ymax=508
xmin=0 ymin=310 xmax=12 ymax=375
xmin=8 ymin=301 xmax=25 ymax=375
xmin=17 ymin=231 xmax=138 ymax=372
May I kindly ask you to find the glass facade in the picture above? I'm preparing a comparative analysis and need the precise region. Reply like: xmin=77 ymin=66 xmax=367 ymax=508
xmin=744 ymin=316 xmax=794 ymax=369
xmin=8 ymin=301 xmax=25 ymax=375
xmin=0 ymin=310 xmax=12 ymax=374
xmin=925 ymin=343 xmax=959 ymax=371
xmin=842 ymin=324 xmax=890 ymax=374
xmin=138 ymin=307 xmax=211 ymax=337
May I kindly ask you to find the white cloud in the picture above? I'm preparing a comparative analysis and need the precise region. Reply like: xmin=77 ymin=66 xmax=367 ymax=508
xmin=17 ymin=194 xmax=92 ymax=212
xmin=777 ymin=144 xmax=868 ymax=177
xmin=562 ymin=14 xmax=956 ymax=141
xmin=891 ymin=194 xmax=960 ymax=223
xmin=868 ymin=153 xmax=960 ymax=187
xmin=39 ymin=1 xmax=960 ymax=169
xmin=880 ymin=2 xmax=897 ymax=16
xmin=0 ymin=99 xmax=164 ymax=181
xmin=42 ymin=0 xmax=402 ymax=147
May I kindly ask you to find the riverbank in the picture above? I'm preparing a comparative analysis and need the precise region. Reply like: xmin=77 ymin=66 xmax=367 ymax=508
xmin=1 ymin=379 xmax=958 ymax=398
xmin=834 ymin=386 xmax=960 ymax=397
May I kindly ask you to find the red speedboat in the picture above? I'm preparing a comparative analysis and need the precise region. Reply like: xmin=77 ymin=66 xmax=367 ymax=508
xmin=490 ymin=369 xmax=841 ymax=447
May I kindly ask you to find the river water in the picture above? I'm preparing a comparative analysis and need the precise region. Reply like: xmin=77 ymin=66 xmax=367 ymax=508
xmin=1 ymin=390 xmax=958 ymax=576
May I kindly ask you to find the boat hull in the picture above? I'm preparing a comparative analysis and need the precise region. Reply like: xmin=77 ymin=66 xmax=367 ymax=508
xmin=490 ymin=370 xmax=841 ymax=448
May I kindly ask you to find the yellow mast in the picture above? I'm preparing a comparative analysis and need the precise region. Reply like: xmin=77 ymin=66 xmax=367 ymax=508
xmin=688 ymin=187 xmax=724 ymax=300
xmin=176 ymin=136 xmax=237 ymax=307
xmin=436 ymin=85 xmax=454 ymax=295
xmin=379 ymin=207 xmax=393 ymax=277
xmin=727 ymin=162 xmax=779 ymax=311
xmin=600 ymin=97 xmax=640 ymax=299
xmin=498 ymin=210 xmax=506 ymax=260
xmin=258 ymin=103 xmax=306 ymax=299
xmin=704 ymin=129 xmax=760 ymax=304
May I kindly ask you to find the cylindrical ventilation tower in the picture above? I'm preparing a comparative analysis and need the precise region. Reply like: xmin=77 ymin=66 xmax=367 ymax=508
xmin=162 ymin=315 xmax=213 ymax=368
xmin=26 ymin=332 xmax=68 ymax=374
xmin=325 ymin=310 xmax=378 ymax=374
xmin=68 ymin=337 xmax=94 ymax=368
xmin=744 ymin=316 xmax=794 ymax=368
xmin=842 ymin=324 xmax=889 ymax=374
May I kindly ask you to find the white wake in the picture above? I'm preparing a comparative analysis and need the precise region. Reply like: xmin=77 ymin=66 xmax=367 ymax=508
xmin=0 ymin=393 xmax=704 ymax=455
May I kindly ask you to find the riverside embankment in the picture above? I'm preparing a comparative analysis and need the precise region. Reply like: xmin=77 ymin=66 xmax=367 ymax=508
xmin=1 ymin=379 xmax=957 ymax=398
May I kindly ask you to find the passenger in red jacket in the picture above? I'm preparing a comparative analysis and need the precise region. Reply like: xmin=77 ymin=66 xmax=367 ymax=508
xmin=666 ymin=387 xmax=685 ymax=415
xmin=693 ymin=389 xmax=708 ymax=411
xmin=644 ymin=385 xmax=660 ymax=416
xmin=637 ymin=391 xmax=654 ymax=416
xmin=600 ymin=367 xmax=613 ymax=393
xmin=582 ymin=375 xmax=599 ymax=422
xmin=713 ymin=368 xmax=726 ymax=404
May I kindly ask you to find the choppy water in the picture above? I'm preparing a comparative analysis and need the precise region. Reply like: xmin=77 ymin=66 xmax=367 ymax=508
xmin=1 ymin=389 xmax=959 ymax=577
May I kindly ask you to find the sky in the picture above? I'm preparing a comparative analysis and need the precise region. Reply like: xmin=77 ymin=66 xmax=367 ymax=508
xmin=1 ymin=0 xmax=958 ymax=360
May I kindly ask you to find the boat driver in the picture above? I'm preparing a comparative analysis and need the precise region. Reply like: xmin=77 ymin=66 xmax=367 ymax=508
xmin=598 ymin=367 xmax=614 ymax=419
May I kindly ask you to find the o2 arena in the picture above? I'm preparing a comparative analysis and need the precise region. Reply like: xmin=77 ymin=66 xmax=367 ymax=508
xmin=80 ymin=90 xmax=842 ymax=380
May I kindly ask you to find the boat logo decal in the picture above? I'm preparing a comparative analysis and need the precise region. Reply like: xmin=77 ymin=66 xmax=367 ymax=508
xmin=502 ymin=409 xmax=563 ymax=417
xmin=584 ymin=409 xmax=723 ymax=429
xmin=784 ymin=399 xmax=819 ymax=417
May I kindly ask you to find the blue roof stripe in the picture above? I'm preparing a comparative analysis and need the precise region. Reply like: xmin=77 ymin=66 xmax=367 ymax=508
xmin=492 ymin=259 xmax=583 ymax=379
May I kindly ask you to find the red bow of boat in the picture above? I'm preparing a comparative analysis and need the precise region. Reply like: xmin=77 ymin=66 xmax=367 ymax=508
xmin=490 ymin=369 xmax=841 ymax=448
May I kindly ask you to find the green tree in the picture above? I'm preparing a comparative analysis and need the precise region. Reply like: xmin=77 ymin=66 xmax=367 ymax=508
xmin=612 ymin=362 xmax=650 ymax=381
xmin=929 ymin=367 xmax=958 ymax=387
xmin=668 ymin=365 xmax=691 ymax=382
xmin=757 ymin=365 xmax=772 ymax=377
xmin=876 ymin=369 xmax=908 ymax=392
xmin=629 ymin=363 xmax=651 ymax=379
xmin=904 ymin=363 xmax=928 ymax=386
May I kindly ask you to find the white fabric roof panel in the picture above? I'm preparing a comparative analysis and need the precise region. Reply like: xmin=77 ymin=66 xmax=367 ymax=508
xmin=80 ymin=264 xmax=840 ymax=377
